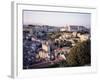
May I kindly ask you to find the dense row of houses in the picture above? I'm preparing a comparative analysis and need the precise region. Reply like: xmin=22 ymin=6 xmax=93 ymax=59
xmin=23 ymin=24 xmax=90 ymax=35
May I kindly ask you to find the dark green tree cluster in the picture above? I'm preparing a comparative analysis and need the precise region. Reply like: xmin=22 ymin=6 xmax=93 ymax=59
xmin=66 ymin=40 xmax=91 ymax=67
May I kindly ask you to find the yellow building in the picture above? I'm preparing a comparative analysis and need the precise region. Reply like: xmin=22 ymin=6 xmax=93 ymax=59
xmin=38 ymin=49 xmax=49 ymax=59
xmin=42 ymin=41 xmax=49 ymax=52
xmin=37 ymin=41 xmax=50 ymax=60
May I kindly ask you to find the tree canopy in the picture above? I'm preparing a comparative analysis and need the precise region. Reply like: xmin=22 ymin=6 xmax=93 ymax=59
xmin=66 ymin=40 xmax=91 ymax=66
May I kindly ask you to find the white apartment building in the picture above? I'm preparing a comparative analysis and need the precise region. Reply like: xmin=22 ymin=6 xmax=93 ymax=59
xmin=65 ymin=25 xmax=88 ymax=32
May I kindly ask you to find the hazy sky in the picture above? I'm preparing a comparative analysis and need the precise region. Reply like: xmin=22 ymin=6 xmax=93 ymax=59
xmin=23 ymin=10 xmax=91 ymax=28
